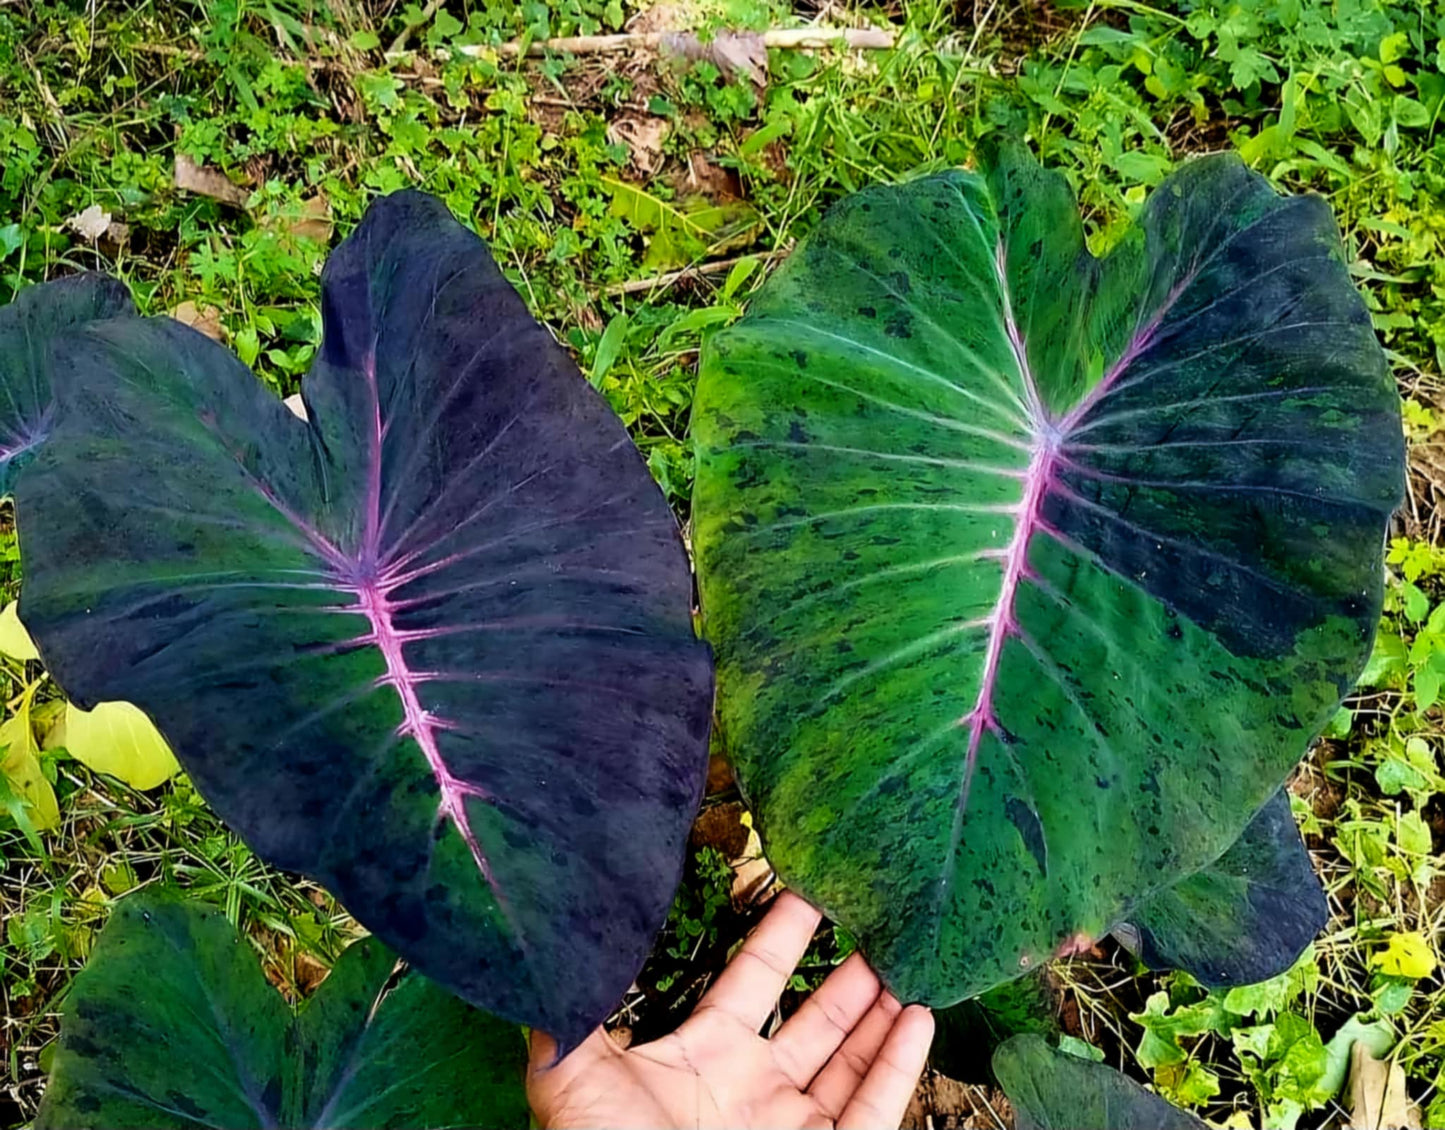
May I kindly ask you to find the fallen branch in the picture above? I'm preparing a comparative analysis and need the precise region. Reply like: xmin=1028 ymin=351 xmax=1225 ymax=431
xmin=603 ymin=249 xmax=787 ymax=296
xmin=388 ymin=25 xmax=894 ymax=62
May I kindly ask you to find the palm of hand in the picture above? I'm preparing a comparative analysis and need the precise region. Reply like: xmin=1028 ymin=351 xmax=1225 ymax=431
xmin=527 ymin=894 xmax=934 ymax=1130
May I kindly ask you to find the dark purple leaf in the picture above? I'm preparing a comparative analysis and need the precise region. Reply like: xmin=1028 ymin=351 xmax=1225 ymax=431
xmin=0 ymin=273 xmax=134 ymax=496
xmin=18 ymin=192 xmax=713 ymax=1048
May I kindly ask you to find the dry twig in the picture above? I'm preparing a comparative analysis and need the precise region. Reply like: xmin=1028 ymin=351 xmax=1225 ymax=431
xmin=603 ymin=249 xmax=786 ymax=296
xmin=388 ymin=25 xmax=895 ymax=62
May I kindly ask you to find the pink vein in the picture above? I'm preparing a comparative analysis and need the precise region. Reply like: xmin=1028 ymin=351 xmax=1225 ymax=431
xmin=1057 ymin=270 xmax=1195 ymax=434
xmin=222 ymin=353 xmax=510 ymax=915
xmin=953 ymin=242 xmax=1193 ymax=813
xmin=353 ymin=349 xmax=509 ymax=915
xmin=955 ymin=426 xmax=1060 ymax=812
xmin=348 ymin=574 xmax=506 ymax=906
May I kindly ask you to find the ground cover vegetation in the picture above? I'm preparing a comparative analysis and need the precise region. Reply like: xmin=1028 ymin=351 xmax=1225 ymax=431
xmin=0 ymin=0 xmax=1442 ymax=1126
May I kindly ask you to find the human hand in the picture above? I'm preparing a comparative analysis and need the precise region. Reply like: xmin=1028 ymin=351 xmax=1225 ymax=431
xmin=526 ymin=892 xmax=934 ymax=1129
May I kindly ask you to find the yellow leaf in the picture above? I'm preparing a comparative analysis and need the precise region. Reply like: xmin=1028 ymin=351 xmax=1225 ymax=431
xmin=1371 ymin=932 xmax=1437 ymax=980
xmin=0 ymin=601 xmax=39 ymax=662
xmin=0 ymin=682 xmax=59 ymax=829
xmin=53 ymin=700 xmax=179 ymax=790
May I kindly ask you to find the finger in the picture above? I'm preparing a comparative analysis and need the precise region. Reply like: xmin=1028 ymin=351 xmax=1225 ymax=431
xmin=770 ymin=953 xmax=882 ymax=1086
xmin=807 ymin=991 xmax=902 ymax=1118
xmin=692 ymin=891 xmax=821 ymax=1032
xmin=835 ymin=1005 xmax=934 ymax=1130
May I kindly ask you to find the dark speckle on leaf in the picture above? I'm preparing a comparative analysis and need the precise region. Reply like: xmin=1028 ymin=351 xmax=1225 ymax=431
xmin=1005 ymin=798 xmax=1047 ymax=875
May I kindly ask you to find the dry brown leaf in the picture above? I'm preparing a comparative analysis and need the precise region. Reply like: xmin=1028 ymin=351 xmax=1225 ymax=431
xmin=291 ymin=194 xmax=334 ymax=242
xmin=264 ymin=194 xmax=333 ymax=243
xmin=170 ymin=301 xmax=226 ymax=343
xmin=705 ymin=752 xmax=735 ymax=795
xmin=729 ymin=818 xmax=775 ymax=906
xmin=689 ymin=801 xmax=750 ymax=858
xmin=293 ymin=951 xmax=330 ymax=995
xmin=608 ymin=116 xmax=671 ymax=176
xmin=1348 ymin=1044 xmax=1421 ymax=1129
xmin=679 ymin=151 xmax=742 ymax=199
xmin=174 ymin=154 xmax=251 ymax=207
xmin=626 ymin=0 xmax=696 ymax=35
xmin=66 ymin=204 xmax=113 ymax=241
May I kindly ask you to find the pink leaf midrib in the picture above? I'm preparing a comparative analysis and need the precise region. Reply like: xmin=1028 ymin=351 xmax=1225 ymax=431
xmin=224 ymin=348 xmax=512 ymax=916
xmin=955 ymin=431 xmax=1059 ymax=812
xmin=955 ymin=240 xmax=1184 ymax=811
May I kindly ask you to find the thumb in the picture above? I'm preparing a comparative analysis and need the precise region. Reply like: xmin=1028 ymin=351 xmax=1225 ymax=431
xmin=527 ymin=1025 xmax=616 ymax=1086
xmin=528 ymin=1027 xmax=562 ymax=1072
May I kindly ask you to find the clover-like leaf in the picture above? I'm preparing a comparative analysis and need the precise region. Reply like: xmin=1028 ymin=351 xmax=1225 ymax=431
xmin=35 ymin=891 xmax=529 ymax=1129
xmin=18 ymin=192 xmax=714 ymax=1047
xmin=692 ymin=145 xmax=1401 ymax=1004
xmin=1117 ymin=789 xmax=1326 ymax=987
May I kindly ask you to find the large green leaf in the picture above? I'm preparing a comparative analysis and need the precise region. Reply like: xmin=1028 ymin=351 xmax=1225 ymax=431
xmin=994 ymin=1034 xmax=1206 ymax=1130
xmin=1117 ymin=789 xmax=1326 ymax=987
xmin=691 ymin=145 xmax=1402 ymax=1004
xmin=35 ymin=891 xmax=529 ymax=1129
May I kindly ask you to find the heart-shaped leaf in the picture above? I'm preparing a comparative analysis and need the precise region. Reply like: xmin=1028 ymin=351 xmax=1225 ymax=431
xmin=0 ymin=679 xmax=56 ymax=831
xmin=0 ymin=273 xmax=134 ymax=497
xmin=994 ymin=1034 xmax=1207 ymax=1130
xmin=18 ymin=191 xmax=714 ymax=1046
xmin=1117 ymin=788 xmax=1326 ymax=987
xmin=692 ymin=146 xmax=1401 ymax=1004
xmin=35 ymin=891 xmax=529 ymax=1129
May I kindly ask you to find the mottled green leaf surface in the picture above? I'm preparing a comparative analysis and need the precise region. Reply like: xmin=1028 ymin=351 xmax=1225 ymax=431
xmin=1119 ymin=789 xmax=1326 ymax=987
xmin=994 ymin=1034 xmax=1207 ymax=1130
xmin=692 ymin=146 xmax=1402 ymax=1005
xmin=35 ymin=892 xmax=529 ymax=1129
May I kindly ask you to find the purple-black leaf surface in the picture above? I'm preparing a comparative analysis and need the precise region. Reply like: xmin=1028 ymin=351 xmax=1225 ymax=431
xmin=0 ymin=273 xmax=134 ymax=497
xmin=18 ymin=192 xmax=714 ymax=1047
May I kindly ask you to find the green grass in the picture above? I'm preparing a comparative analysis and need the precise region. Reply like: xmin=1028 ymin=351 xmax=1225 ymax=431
xmin=1 ymin=0 xmax=1443 ymax=1125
